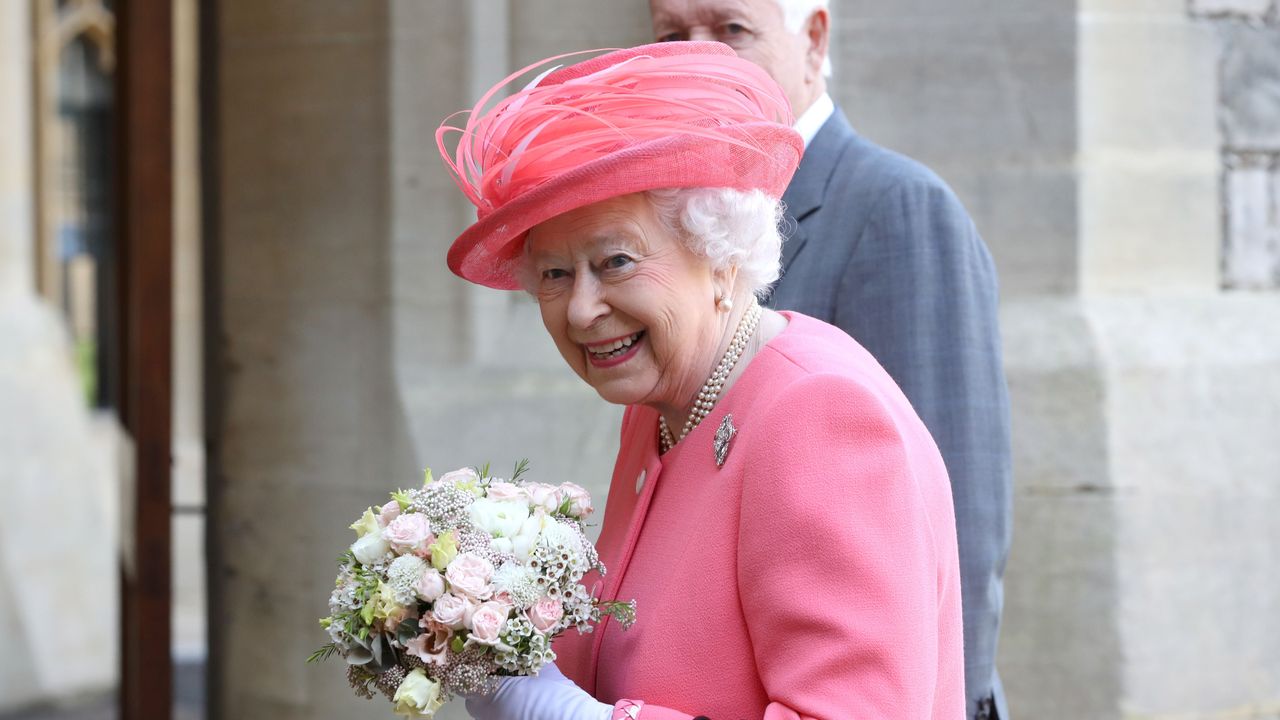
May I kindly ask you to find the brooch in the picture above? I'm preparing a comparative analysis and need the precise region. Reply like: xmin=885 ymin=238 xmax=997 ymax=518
xmin=713 ymin=414 xmax=737 ymax=468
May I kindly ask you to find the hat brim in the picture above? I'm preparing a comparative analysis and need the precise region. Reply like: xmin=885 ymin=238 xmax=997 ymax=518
xmin=448 ymin=123 xmax=802 ymax=290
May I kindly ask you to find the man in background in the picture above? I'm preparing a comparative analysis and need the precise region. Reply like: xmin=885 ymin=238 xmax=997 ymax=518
xmin=647 ymin=1 xmax=1013 ymax=718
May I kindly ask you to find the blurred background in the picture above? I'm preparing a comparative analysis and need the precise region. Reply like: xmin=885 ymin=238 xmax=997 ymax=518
xmin=1 ymin=0 xmax=1278 ymax=719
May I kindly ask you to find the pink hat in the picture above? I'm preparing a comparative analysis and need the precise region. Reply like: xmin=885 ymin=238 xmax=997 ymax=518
xmin=436 ymin=41 xmax=803 ymax=290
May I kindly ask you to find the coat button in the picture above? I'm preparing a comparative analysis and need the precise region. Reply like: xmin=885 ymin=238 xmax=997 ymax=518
xmin=635 ymin=469 xmax=646 ymax=494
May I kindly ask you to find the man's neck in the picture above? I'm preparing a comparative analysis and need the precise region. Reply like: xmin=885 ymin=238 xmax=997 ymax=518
xmin=792 ymin=78 xmax=828 ymax=118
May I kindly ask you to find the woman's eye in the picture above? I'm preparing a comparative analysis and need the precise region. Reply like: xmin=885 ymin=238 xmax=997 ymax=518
xmin=721 ymin=22 xmax=747 ymax=36
xmin=541 ymin=268 xmax=569 ymax=281
xmin=603 ymin=254 xmax=634 ymax=271
xmin=657 ymin=31 xmax=684 ymax=42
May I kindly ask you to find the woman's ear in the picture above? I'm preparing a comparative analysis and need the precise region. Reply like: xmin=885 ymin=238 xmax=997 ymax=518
xmin=712 ymin=264 xmax=741 ymax=307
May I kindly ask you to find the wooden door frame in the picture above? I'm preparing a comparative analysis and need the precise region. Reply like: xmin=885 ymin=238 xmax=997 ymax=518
xmin=114 ymin=1 xmax=173 ymax=718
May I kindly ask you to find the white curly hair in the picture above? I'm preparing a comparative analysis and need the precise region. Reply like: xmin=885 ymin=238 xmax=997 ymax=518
xmin=645 ymin=187 xmax=786 ymax=300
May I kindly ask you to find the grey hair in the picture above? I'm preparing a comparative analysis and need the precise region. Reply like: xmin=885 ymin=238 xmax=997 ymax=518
xmin=645 ymin=187 xmax=785 ymax=300
xmin=775 ymin=0 xmax=833 ymax=78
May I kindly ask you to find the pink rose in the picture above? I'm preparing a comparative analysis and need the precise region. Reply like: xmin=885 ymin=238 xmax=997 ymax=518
xmin=431 ymin=593 xmax=476 ymax=630
xmin=445 ymin=553 xmax=494 ymax=600
xmin=406 ymin=618 xmax=452 ymax=665
xmin=468 ymin=601 xmax=509 ymax=645
xmin=378 ymin=500 xmax=401 ymax=527
xmin=557 ymin=482 xmax=593 ymax=518
xmin=527 ymin=483 xmax=562 ymax=513
xmin=486 ymin=481 xmax=528 ymax=503
xmin=438 ymin=467 xmax=480 ymax=488
xmin=526 ymin=596 xmax=565 ymax=634
xmin=384 ymin=513 xmax=433 ymax=554
xmin=414 ymin=570 xmax=446 ymax=602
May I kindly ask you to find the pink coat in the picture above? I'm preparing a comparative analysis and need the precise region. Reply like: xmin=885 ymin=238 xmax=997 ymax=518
xmin=555 ymin=312 xmax=965 ymax=719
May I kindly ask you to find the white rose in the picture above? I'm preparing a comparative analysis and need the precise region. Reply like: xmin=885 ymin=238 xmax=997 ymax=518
xmin=351 ymin=529 xmax=390 ymax=565
xmin=468 ymin=498 xmax=529 ymax=539
xmin=511 ymin=511 xmax=548 ymax=561
xmin=490 ymin=537 xmax=515 ymax=556
xmin=392 ymin=668 xmax=444 ymax=718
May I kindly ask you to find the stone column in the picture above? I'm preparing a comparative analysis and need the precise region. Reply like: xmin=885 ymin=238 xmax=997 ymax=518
xmin=832 ymin=0 xmax=1280 ymax=716
xmin=209 ymin=2 xmax=419 ymax=718
xmin=0 ymin=0 xmax=118 ymax=709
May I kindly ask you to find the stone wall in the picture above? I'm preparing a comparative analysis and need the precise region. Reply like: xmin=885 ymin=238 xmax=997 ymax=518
xmin=208 ymin=1 xmax=1280 ymax=719
xmin=1192 ymin=0 xmax=1280 ymax=288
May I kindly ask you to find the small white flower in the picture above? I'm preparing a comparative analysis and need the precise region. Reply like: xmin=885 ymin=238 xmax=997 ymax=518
xmin=538 ymin=521 xmax=581 ymax=557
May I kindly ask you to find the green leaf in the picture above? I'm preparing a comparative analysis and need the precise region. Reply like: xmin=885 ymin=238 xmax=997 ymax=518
xmin=511 ymin=458 xmax=531 ymax=482
xmin=391 ymin=489 xmax=413 ymax=511
xmin=307 ymin=642 xmax=340 ymax=664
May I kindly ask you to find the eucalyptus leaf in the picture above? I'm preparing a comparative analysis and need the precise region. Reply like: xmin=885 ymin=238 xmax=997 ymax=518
xmin=346 ymin=645 xmax=372 ymax=666
xmin=396 ymin=618 xmax=419 ymax=645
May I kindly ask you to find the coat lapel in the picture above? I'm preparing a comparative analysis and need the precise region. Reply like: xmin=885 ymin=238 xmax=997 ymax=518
xmin=778 ymin=109 xmax=857 ymax=276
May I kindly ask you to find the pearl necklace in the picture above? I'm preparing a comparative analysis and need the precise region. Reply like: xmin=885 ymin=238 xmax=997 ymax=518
xmin=659 ymin=301 xmax=762 ymax=454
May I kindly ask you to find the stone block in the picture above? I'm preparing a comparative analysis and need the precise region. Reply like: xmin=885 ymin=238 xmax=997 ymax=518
xmin=1224 ymin=161 xmax=1280 ymax=289
xmin=173 ymin=513 xmax=207 ymax=661
xmin=1222 ymin=23 xmax=1280 ymax=151
xmin=1077 ymin=15 xmax=1220 ymax=292
xmin=834 ymin=15 xmax=1076 ymax=169
xmin=998 ymin=298 xmax=1123 ymax=719
xmin=221 ymin=0 xmax=387 ymax=44
xmin=509 ymin=0 xmax=651 ymax=68
xmin=999 ymin=296 xmax=1280 ymax=719
xmin=1080 ymin=151 xmax=1220 ymax=293
xmin=1090 ymin=296 xmax=1280 ymax=715
xmin=1080 ymin=16 xmax=1219 ymax=153
xmin=0 ymin=296 xmax=119 ymax=710
xmin=1190 ymin=0 xmax=1273 ymax=17
xmin=944 ymin=166 xmax=1079 ymax=296
xmin=835 ymin=0 xmax=1076 ymax=22
xmin=0 ymin=0 xmax=32 ymax=295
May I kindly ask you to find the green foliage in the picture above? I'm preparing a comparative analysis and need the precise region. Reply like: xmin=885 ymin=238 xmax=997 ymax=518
xmin=74 ymin=338 xmax=97 ymax=405
xmin=510 ymin=458 xmax=531 ymax=482
xmin=307 ymin=642 xmax=340 ymax=664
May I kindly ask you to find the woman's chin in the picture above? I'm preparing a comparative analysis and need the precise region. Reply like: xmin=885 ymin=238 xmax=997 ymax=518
xmin=592 ymin=384 xmax=641 ymax=407
xmin=588 ymin=378 xmax=653 ymax=408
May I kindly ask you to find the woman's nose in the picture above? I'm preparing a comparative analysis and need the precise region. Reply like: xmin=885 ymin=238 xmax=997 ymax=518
xmin=567 ymin=273 xmax=609 ymax=329
xmin=688 ymin=27 xmax=715 ymax=42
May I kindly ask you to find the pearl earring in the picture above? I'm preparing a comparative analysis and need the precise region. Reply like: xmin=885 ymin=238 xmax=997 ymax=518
xmin=717 ymin=297 xmax=733 ymax=313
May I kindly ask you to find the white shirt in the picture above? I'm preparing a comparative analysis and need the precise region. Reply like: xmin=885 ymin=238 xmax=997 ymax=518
xmin=793 ymin=92 xmax=835 ymax=148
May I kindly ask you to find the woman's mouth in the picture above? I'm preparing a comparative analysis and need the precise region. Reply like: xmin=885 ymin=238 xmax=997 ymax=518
xmin=586 ymin=331 xmax=645 ymax=367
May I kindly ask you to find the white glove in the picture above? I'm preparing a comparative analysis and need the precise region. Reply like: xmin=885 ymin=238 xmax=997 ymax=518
xmin=464 ymin=663 xmax=613 ymax=720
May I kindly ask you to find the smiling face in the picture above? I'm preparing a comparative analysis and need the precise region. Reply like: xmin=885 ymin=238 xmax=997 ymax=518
xmin=649 ymin=0 xmax=827 ymax=116
xmin=525 ymin=193 xmax=731 ymax=413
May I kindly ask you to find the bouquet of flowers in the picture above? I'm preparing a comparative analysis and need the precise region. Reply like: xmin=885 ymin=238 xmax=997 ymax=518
xmin=309 ymin=461 xmax=636 ymax=718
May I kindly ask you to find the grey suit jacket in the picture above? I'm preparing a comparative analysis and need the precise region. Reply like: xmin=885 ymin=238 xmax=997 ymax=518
xmin=766 ymin=108 xmax=1013 ymax=720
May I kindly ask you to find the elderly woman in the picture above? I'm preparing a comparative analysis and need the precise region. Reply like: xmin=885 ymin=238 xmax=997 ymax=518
xmin=440 ymin=42 xmax=963 ymax=720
